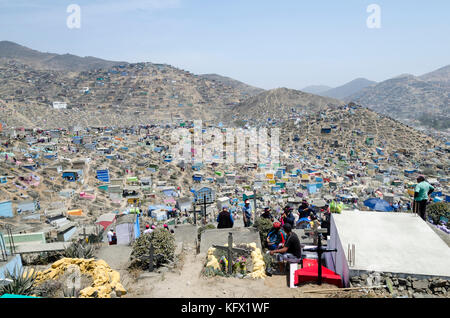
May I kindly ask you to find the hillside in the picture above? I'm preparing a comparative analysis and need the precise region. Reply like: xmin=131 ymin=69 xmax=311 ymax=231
xmin=200 ymin=73 xmax=265 ymax=96
xmin=301 ymin=85 xmax=332 ymax=94
xmin=346 ymin=71 xmax=450 ymax=130
xmin=419 ymin=65 xmax=450 ymax=85
xmin=0 ymin=60 xmax=251 ymax=128
xmin=225 ymin=87 xmax=345 ymax=125
xmin=280 ymin=104 xmax=448 ymax=174
xmin=0 ymin=40 xmax=126 ymax=71
xmin=320 ymin=78 xmax=377 ymax=99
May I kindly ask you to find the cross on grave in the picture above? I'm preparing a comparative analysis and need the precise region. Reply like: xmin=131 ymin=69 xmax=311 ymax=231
xmin=304 ymin=226 xmax=327 ymax=245
xmin=303 ymin=230 xmax=337 ymax=285
xmin=79 ymin=227 xmax=90 ymax=243
xmin=212 ymin=232 xmax=248 ymax=274
xmin=195 ymin=194 xmax=214 ymax=225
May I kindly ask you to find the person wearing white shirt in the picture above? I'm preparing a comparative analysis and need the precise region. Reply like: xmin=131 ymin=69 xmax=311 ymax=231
xmin=143 ymin=224 xmax=153 ymax=234
xmin=107 ymin=229 xmax=114 ymax=245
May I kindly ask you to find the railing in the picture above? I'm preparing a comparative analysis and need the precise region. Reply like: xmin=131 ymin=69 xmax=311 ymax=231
xmin=0 ymin=232 xmax=8 ymax=262
xmin=0 ymin=225 xmax=16 ymax=259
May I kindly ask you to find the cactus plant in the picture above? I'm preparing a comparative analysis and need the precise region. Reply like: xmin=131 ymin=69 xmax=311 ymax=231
xmin=0 ymin=267 xmax=37 ymax=296
xmin=64 ymin=241 xmax=96 ymax=259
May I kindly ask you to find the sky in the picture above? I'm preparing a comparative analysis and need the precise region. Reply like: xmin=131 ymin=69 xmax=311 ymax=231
xmin=0 ymin=0 xmax=449 ymax=90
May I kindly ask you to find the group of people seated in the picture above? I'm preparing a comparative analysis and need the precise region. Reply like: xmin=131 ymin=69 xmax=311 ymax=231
xmin=262 ymin=203 xmax=330 ymax=275
xmin=266 ymin=222 xmax=302 ymax=275
xmin=215 ymin=201 xmax=330 ymax=275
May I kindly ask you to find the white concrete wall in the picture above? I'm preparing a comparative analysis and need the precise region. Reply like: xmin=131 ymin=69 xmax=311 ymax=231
xmin=325 ymin=214 xmax=351 ymax=287
xmin=116 ymin=223 xmax=134 ymax=245
xmin=332 ymin=211 xmax=450 ymax=279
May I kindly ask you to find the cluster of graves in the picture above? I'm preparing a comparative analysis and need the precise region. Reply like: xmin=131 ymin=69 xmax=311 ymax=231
xmin=0 ymin=102 xmax=449 ymax=297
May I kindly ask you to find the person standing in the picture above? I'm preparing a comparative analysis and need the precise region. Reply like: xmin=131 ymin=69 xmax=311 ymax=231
xmin=143 ymin=224 xmax=153 ymax=234
xmin=413 ymin=175 xmax=434 ymax=221
xmin=260 ymin=207 xmax=274 ymax=221
xmin=107 ymin=228 xmax=114 ymax=245
xmin=281 ymin=206 xmax=295 ymax=228
xmin=242 ymin=200 xmax=252 ymax=227
xmin=111 ymin=232 xmax=117 ymax=245
xmin=298 ymin=200 xmax=310 ymax=218
xmin=217 ymin=207 xmax=234 ymax=229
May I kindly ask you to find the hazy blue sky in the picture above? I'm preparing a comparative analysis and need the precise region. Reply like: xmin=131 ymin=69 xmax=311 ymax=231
xmin=1 ymin=0 xmax=449 ymax=89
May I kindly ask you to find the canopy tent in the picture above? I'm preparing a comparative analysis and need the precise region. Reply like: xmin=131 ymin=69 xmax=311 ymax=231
xmin=363 ymin=198 xmax=394 ymax=212
xmin=95 ymin=213 xmax=116 ymax=230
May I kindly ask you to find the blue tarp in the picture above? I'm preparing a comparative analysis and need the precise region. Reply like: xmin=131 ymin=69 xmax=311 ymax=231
xmin=307 ymin=184 xmax=317 ymax=194
xmin=134 ymin=214 xmax=140 ymax=239
xmin=363 ymin=198 xmax=393 ymax=212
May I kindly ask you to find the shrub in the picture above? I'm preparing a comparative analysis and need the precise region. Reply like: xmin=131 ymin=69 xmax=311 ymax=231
xmin=33 ymin=280 xmax=62 ymax=298
xmin=427 ymin=202 xmax=450 ymax=225
xmin=23 ymin=251 xmax=64 ymax=266
xmin=263 ymin=252 xmax=274 ymax=271
xmin=130 ymin=228 xmax=175 ymax=270
xmin=253 ymin=217 xmax=273 ymax=249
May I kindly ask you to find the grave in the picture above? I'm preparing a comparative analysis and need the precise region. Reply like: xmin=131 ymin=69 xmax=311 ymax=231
xmin=200 ymin=227 xmax=261 ymax=254
xmin=325 ymin=210 xmax=450 ymax=287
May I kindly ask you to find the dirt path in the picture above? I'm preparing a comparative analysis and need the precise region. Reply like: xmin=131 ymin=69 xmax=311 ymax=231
xmin=121 ymin=243 xmax=371 ymax=298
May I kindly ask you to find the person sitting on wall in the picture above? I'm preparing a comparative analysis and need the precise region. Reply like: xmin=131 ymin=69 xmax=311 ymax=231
xmin=269 ymin=223 xmax=302 ymax=274
xmin=266 ymin=222 xmax=286 ymax=250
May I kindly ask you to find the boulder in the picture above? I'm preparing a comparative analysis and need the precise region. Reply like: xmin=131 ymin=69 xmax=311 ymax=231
xmin=412 ymin=280 xmax=429 ymax=291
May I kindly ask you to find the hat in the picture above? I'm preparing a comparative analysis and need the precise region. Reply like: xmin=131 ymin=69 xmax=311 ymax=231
xmin=164 ymin=224 xmax=168 ymax=228
xmin=245 ymin=200 xmax=250 ymax=204
xmin=264 ymin=207 xmax=271 ymax=211
xmin=145 ymin=224 xmax=150 ymax=229
xmin=151 ymin=225 xmax=156 ymax=229
xmin=273 ymin=222 xmax=281 ymax=229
